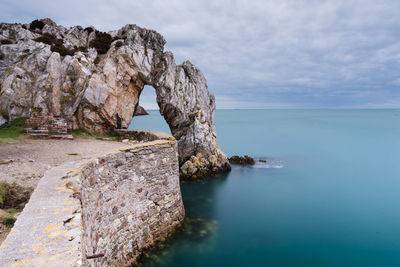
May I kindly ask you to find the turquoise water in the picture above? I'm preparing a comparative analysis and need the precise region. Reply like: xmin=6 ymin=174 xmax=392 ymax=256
xmin=129 ymin=109 xmax=400 ymax=266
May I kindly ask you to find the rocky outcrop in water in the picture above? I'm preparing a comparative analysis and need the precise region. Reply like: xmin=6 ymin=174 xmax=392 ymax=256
xmin=0 ymin=18 xmax=230 ymax=177
xmin=134 ymin=105 xmax=148 ymax=116
xmin=229 ymin=155 xmax=255 ymax=165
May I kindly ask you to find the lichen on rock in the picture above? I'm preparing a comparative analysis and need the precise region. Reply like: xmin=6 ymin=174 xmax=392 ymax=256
xmin=0 ymin=18 xmax=230 ymax=178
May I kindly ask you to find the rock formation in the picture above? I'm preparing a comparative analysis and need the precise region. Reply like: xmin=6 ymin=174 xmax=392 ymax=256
xmin=229 ymin=155 xmax=256 ymax=165
xmin=0 ymin=18 xmax=230 ymax=177
xmin=134 ymin=105 xmax=148 ymax=116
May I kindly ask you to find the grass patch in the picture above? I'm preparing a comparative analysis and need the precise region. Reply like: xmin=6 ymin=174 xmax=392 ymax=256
xmin=0 ymin=117 xmax=28 ymax=145
xmin=72 ymin=128 xmax=121 ymax=141
xmin=3 ymin=216 xmax=16 ymax=227
xmin=0 ymin=182 xmax=32 ymax=229
xmin=0 ymin=181 xmax=33 ymax=209
xmin=66 ymin=152 xmax=78 ymax=156
xmin=6 ymin=208 xmax=17 ymax=215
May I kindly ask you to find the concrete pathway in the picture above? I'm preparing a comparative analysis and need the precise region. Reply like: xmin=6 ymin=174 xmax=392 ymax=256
xmin=0 ymin=161 xmax=84 ymax=267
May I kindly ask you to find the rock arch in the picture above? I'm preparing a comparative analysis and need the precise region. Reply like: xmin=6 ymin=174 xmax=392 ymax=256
xmin=0 ymin=19 xmax=230 ymax=177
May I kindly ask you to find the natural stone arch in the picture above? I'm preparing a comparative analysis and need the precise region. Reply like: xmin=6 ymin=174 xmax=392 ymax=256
xmin=0 ymin=19 xmax=230 ymax=177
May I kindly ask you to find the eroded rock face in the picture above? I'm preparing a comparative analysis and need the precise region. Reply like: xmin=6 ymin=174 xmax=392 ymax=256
xmin=0 ymin=18 xmax=230 ymax=177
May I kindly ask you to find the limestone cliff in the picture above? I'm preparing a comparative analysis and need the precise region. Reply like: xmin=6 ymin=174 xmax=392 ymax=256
xmin=0 ymin=18 xmax=230 ymax=177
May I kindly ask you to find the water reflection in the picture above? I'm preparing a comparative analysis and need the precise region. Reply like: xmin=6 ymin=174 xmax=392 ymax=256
xmin=137 ymin=173 xmax=229 ymax=267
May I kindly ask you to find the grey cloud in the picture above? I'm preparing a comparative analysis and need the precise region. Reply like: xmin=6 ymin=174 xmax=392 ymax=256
xmin=1 ymin=0 xmax=400 ymax=108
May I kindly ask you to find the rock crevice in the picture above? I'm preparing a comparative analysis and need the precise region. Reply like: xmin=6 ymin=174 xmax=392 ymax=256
xmin=0 ymin=18 xmax=230 ymax=177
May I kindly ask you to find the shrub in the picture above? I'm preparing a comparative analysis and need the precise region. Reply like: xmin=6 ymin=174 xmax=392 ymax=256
xmin=29 ymin=19 xmax=45 ymax=31
xmin=3 ymin=216 xmax=16 ymax=227
xmin=51 ymin=44 xmax=74 ymax=56
xmin=74 ymin=46 xmax=88 ymax=53
xmin=0 ymin=181 xmax=33 ymax=209
xmin=89 ymin=31 xmax=114 ymax=54
xmin=115 ymin=41 xmax=123 ymax=48
xmin=34 ymin=33 xmax=74 ymax=56
xmin=0 ymin=39 xmax=13 ymax=45
xmin=94 ymin=56 xmax=100 ymax=64
xmin=34 ymin=33 xmax=60 ymax=45
xmin=84 ymin=27 xmax=94 ymax=33
xmin=22 ymin=25 xmax=27 ymax=29
xmin=0 ymin=52 xmax=4 ymax=60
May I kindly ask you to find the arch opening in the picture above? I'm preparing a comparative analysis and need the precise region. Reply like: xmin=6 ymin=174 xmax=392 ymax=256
xmin=128 ymin=85 xmax=171 ymax=134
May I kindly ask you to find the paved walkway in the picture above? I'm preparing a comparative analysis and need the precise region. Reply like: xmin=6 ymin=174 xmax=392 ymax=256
xmin=0 ymin=161 xmax=84 ymax=267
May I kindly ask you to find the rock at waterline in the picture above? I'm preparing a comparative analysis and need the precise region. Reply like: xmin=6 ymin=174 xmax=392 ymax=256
xmin=134 ymin=105 xmax=149 ymax=116
xmin=229 ymin=155 xmax=255 ymax=165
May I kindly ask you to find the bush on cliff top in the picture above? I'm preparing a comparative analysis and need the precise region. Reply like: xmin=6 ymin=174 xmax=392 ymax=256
xmin=89 ymin=31 xmax=115 ymax=54
xmin=29 ymin=19 xmax=45 ymax=31
xmin=84 ymin=27 xmax=94 ymax=33
xmin=34 ymin=33 xmax=74 ymax=56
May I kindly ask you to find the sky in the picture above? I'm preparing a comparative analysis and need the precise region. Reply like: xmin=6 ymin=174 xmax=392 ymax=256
xmin=1 ymin=0 xmax=400 ymax=109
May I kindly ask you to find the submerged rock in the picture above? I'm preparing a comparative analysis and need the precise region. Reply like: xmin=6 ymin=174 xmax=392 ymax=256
xmin=229 ymin=155 xmax=256 ymax=165
xmin=0 ymin=18 xmax=230 ymax=178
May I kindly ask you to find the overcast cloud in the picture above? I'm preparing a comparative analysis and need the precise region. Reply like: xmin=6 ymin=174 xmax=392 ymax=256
xmin=1 ymin=0 xmax=400 ymax=108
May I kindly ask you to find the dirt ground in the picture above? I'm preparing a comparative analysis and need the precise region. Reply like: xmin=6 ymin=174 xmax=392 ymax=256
xmin=0 ymin=137 xmax=129 ymax=244
xmin=0 ymin=138 xmax=127 ymax=188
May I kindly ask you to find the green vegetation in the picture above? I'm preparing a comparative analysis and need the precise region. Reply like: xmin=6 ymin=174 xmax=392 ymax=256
xmin=0 ymin=181 xmax=33 ymax=209
xmin=0 ymin=117 xmax=28 ymax=145
xmin=6 ymin=208 xmax=17 ymax=215
xmin=115 ymin=41 xmax=123 ymax=48
xmin=94 ymin=56 xmax=100 ymax=64
xmin=66 ymin=152 xmax=79 ymax=156
xmin=29 ymin=19 xmax=45 ymax=31
xmin=33 ymin=33 xmax=75 ymax=56
xmin=72 ymin=128 xmax=121 ymax=141
xmin=2 ymin=215 xmax=16 ymax=228
xmin=0 ymin=182 xmax=32 ymax=228
xmin=84 ymin=27 xmax=94 ymax=33
xmin=89 ymin=31 xmax=115 ymax=54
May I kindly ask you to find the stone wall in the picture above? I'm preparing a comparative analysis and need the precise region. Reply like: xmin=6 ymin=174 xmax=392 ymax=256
xmin=80 ymin=136 xmax=185 ymax=266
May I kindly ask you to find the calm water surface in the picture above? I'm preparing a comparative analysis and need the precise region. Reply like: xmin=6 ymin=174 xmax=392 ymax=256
xmin=129 ymin=109 xmax=400 ymax=266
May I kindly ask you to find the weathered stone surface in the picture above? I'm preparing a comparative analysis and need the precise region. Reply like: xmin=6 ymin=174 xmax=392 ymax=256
xmin=0 ymin=18 xmax=230 ymax=177
xmin=80 ymin=137 xmax=184 ymax=266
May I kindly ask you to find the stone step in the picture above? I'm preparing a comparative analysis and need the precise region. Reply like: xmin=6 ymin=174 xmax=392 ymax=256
xmin=28 ymin=133 xmax=49 ymax=137
xmin=48 ymin=134 xmax=74 ymax=140
xmin=26 ymin=129 xmax=49 ymax=134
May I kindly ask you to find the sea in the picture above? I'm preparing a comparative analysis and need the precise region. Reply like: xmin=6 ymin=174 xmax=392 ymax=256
xmin=129 ymin=109 xmax=400 ymax=267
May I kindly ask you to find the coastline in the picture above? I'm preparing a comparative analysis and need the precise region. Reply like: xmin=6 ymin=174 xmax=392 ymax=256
xmin=0 ymin=131 xmax=185 ymax=266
